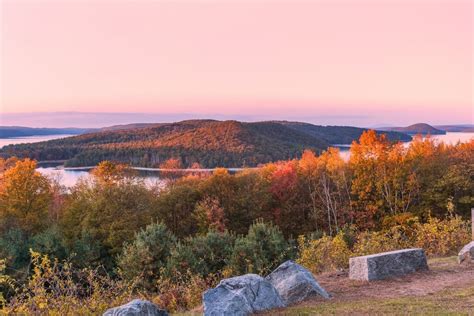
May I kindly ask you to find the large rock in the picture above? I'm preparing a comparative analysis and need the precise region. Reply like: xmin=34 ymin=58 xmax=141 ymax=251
xmin=349 ymin=248 xmax=428 ymax=281
xmin=203 ymin=274 xmax=285 ymax=316
xmin=266 ymin=260 xmax=330 ymax=305
xmin=103 ymin=299 xmax=168 ymax=316
xmin=458 ymin=241 xmax=474 ymax=264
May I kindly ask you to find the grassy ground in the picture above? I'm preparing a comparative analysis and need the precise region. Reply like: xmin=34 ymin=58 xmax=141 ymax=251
xmin=177 ymin=257 xmax=474 ymax=315
xmin=270 ymin=286 xmax=474 ymax=315
xmin=265 ymin=257 xmax=474 ymax=315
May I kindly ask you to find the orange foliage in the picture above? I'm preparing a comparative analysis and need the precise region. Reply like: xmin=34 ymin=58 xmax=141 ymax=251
xmin=0 ymin=159 xmax=52 ymax=234
xmin=91 ymin=161 xmax=133 ymax=185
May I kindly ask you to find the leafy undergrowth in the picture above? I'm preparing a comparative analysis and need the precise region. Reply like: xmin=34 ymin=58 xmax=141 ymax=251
xmin=262 ymin=257 xmax=474 ymax=315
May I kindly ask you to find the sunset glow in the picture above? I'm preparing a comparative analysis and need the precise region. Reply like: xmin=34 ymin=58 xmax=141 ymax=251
xmin=1 ymin=0 xmax=473 ymax=126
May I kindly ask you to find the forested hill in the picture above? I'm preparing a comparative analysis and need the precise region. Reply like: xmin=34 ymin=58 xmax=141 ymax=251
xmin=277 ymin=121 xmax=412 ymax=144
xmin=380 ymin=123 xmax=446 ymax=135
xmin=0 ymin=120 xmax=411 ymax=168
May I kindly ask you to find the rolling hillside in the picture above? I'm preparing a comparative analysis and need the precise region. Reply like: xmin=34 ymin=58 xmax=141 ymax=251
xmin=380 ymin=123 xmax=446 ymax=135
xmin=278 ymin=121 xmax=412 ymax=144
xmin=0 ymin=120 xmax=411 ymax=168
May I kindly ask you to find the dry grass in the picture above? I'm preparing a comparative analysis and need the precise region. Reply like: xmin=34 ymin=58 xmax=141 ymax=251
xmin=262 ymin=256 xmax=474 ymax=315
xmin=175 ymin=257 xmax=474 ymax=315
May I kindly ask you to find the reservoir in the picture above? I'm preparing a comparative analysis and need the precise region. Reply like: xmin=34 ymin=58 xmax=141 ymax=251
xmin=1 ymin=132 xmax=472 ymax=187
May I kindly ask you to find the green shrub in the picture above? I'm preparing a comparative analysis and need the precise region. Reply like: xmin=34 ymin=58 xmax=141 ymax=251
xmin=229 ymin=220 xmax=294 ymax=275
xmin=0 ymin=228 xmax=30 ymax=278
xmin=31 ymin=225 xmax=67 ymax=261
xmin=117 ymin=222 xmax=177 ymax=290
xmin=165 ymin=230 xmax=235 ymax=278
xmin=67 ymin=231 xmax=104 ymax=269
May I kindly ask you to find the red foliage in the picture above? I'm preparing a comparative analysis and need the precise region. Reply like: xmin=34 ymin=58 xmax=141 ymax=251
xmin=269 ymin=161 xmax=298 ymax=201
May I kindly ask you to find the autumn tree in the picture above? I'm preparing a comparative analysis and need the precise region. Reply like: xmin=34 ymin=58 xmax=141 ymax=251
xmin=299 ymin=148 xmax=352 ymax=235
xmin=91 ymin=160 xmax=134 ymax=185
xmin=61 ymin=161 xmax=153 ymax=269
xmin=0 ymin=157 xmax=18 ymax=174
xmin=200 ymin=168 xmax=273 ymax=235
xmin=264 ymin=160 xmax=315 ymax=236
xmin=350 ymin=130 xmax=393 ymax=227
xmin=406 ymin=137 xmax=473 ymax=218
xmin=0 ymin=159 xmax=52 ymax=235
xmin=350 ymin=130 xmax=421 ymax=227
xmin=193 ymin=197 xmax=226 ymax=234
xmin=159 ymin=158 xmax=183 ymax=179
xmin=151 ymin=178 xmax=202 ymax=238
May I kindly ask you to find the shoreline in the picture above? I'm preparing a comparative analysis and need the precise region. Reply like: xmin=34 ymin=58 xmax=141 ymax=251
xmin=40 ymin=164 xmax=256 ymax=172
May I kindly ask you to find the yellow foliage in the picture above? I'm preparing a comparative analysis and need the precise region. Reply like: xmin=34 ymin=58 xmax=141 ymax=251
xmin=414 ymin=215 xmax=470 ymax=256
xmin=297 ymin=231 xmax=351 ymax=273
xmin=0 ymin=159 xmax=52 ymax=234
xmin=297 ymin=216 xmax=471 ymax=273
xmin=91 ymin=161 xmax=134 ymax=185
xmin=3 ymin=250 xmax=139 ymax=315
xmin=353 ymin=228 xmax=411 ymax=256
xmin=0 ymin=259 xmax=14 ymax=308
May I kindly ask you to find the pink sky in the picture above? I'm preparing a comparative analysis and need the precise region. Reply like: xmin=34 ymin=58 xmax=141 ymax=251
xmin=1 ymin=0 xmax=473 ymax=126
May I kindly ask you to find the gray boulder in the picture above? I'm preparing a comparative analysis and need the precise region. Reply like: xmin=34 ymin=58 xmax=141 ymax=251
xmin=349 ymin=248 xmax=428 ymax=281
xmin=458 ymin=241 xmax=474 ymax=264
xmin=266 ymin=260 xmax=330 ymax=305
xmin=203 ymin=274 xmax=285 ymax=316
xmin=103 ymin=299 xmax=168 ymax=316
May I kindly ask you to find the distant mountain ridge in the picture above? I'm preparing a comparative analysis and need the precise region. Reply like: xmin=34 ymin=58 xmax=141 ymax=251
xmin=0 ymin=120 xmax=411 ymax=168
xmin=277 ymin=121 xmax=411 ymax=144
xmin=379 ymin=123 xmax=446 ymax=135
xmin=0 ymin=126 xmax=93 ymax=138
xmin=434 ymin=124 xmax=474 ymax=133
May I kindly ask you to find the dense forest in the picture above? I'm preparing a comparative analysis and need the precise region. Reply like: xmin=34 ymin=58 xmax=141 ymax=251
xmin=0 ymin=131 xmax=472 ymax=313
xmin=0 ymin=120 xmax=411 ymax=168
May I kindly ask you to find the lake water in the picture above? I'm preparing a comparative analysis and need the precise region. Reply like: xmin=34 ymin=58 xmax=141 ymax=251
xmin=336 ymin=132 xmax=474 ymax=161
xmin=0 ymin=134 xmax=75 ymax=148
xmin=36 ymin=166 xmax=166 ymax=188
xmin=1 ymin=132 xmax=473 ymax=187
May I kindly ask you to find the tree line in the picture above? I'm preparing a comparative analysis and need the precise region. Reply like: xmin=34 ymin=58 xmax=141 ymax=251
xmin=0 ymin=131 xmax=472 ymax=309
xmin=0 ymin=120 xmax=411 ymax=168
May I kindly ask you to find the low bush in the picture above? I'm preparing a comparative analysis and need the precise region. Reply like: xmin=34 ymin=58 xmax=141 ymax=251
xmin=297 ymin=231 xmax=352 ymax=273
xmin=352 ymin=227 xmax=412 ymax=256
xmin=414 ymin=215 xmax=470 ymax=256
xmin=165 ymin=230 xmax=235 ymax=278
xmin=296 ymin=215 xmax=471 ymax=273
xmin=117 ymin=222 xmax=177 ymax=290
xmin=229 ymin=220 xmax=295 ymax=275
xmin=153 ymin=270 xmax=219 ymax=313
xmin=0 ymin=259 xmax=15 ymax=308
xmin=4 ymin=251 xmax=138 ymax=314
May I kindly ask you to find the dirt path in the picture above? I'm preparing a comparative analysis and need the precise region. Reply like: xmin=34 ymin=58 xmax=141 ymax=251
xmin=315 ymin=257 xmax=474 ymax=300
xmin=264 ymin=257 xmax=474 ymax=314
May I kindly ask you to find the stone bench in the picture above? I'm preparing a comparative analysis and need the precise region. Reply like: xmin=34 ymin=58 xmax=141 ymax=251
xmin=349 ymin=248 xmax=428 ymax=281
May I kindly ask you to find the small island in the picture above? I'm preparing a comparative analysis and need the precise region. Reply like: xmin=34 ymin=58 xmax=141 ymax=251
xmin=380 ymin=123 xmax=447 ymax=135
